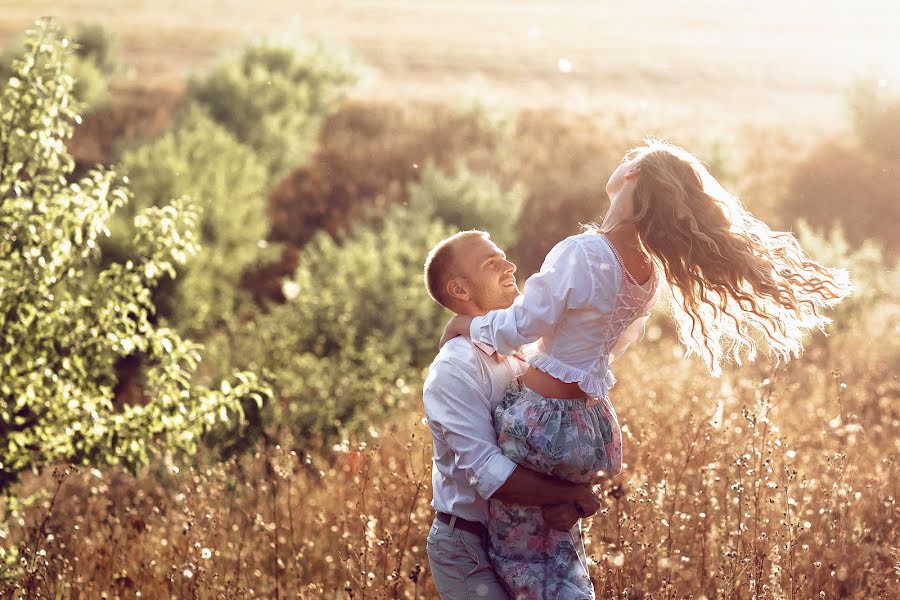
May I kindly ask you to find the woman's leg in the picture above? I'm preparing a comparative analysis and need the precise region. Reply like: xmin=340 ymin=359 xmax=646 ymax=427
xmin=488 ymin=499 xmax=592 ymax=599
xmin=486 ymin=387 xmax=602 ymax=599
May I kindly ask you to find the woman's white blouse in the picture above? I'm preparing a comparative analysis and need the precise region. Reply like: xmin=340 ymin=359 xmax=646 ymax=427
xmin=469 ymin=232 xmax=662 ymax=398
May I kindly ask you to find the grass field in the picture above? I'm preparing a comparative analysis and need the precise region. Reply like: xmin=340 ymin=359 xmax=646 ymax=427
xmin=3 ymin=0 xmax=900 ymax=135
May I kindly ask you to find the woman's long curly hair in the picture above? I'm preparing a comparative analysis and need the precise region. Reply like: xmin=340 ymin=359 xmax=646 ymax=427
xmin=603 ymin=139 xmax=853 ymax=376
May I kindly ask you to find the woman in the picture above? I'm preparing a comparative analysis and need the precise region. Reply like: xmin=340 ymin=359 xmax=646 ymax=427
xmin=439 ymin=139 xmax=853 ymax=599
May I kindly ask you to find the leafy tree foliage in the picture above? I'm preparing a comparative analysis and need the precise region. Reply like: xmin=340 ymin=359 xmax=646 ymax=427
xmin=0 ymin=20 xmax=270 ymax=494
xmin=113 ymin=105 xmax=274 ymax=337
xmin=0 ymin=21 xmax=115 ymax=111
xmin=187 ymin=41 xmax=360 ymax=180
xmin=220 ymin=165 xmax=523 ymax=445
xmin=232 ymin=206 xmax=453 ymax=444
xmin=407 ymin=162 xmax=524 ymax=248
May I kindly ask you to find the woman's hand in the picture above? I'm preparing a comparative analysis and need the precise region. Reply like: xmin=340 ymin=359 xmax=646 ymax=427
xmin=438 ymin=315 xmax=474 ymax=349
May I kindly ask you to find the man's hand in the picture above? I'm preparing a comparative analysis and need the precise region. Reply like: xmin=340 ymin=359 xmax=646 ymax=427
xmin=439 ymin=315 xmax=474 ymax=349
xmin=542 ymin=503 xmax=581 ymax=531
xmin=573 ymin=481 xmax=603 ymax=518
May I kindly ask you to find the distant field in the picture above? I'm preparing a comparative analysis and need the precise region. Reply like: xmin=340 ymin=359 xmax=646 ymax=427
xmin=3 ymin=0 xmax=900 ymax=136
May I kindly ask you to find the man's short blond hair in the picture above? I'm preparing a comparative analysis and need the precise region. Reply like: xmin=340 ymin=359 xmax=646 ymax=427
xmin=423 ymin=230 xmax=489 ymax=310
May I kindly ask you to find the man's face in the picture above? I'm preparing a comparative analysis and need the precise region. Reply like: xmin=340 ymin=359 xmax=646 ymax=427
xmin=452 ymin=236 xmax=519 ymax=313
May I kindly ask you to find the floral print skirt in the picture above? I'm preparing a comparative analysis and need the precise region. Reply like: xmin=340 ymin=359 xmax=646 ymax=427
xmin=488 ymin=384 xmax=623 ymax=600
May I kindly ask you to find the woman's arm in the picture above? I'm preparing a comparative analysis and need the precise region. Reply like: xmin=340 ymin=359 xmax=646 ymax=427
xmin=439 ymin=315 xmax=474 ymax=348
xmin=464 ymin=237 xmax=594 ymax=354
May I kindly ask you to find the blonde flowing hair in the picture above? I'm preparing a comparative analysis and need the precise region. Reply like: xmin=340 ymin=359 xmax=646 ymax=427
xmin=606 ymin=139 xmax=853 ymax=376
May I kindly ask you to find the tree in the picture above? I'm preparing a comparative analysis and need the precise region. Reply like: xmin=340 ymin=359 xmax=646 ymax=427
xmin=187 ymin=41 xmax=360 ymax=180
xmin=0 ymin=21 xmax=115 ymax=111
xmin=407 ymin=162 xmax=524 ymax=249
xmin=219 ymin=165 xmax=524 ymax=446
xmin=113 ymin=104 xmax=274 ymax=338
xmin=0 ymin=20 xmax=271 ymax=495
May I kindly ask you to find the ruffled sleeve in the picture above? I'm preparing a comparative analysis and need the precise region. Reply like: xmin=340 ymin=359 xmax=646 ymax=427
xmin=469 ymin=236 xmax=597 ymax=355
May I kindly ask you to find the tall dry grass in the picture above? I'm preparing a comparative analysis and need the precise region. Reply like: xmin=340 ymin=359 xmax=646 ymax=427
xmin=4 ymin=313 xmax=897 ymax=599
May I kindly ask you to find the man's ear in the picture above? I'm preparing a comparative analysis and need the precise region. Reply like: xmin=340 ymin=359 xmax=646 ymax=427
xmin=446 ymin=278 xmax=470 ymax=304
xmin=625 ymin=166 xmax=641 ymax=179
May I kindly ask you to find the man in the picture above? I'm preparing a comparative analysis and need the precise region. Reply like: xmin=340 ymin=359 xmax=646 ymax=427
xmin=422 ymin=230 xmax=602 ymax=599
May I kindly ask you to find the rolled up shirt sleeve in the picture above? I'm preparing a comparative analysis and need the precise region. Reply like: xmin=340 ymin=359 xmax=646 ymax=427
xmin=469 ymin=237 xmax=594 ymax=355
xmin=423 ymin=358 xmax=517 ymax=499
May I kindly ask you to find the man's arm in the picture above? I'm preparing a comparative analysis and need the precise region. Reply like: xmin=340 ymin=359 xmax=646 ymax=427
xmin=494 ymin=469 xmax=604 ymax=532
xmin=491 ymin=465 xmax=600 ymax=512
xmin=424 ymin=352 xmax=601 ymax=513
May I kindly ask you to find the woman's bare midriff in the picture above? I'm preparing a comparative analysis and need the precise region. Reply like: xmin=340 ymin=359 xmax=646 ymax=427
xmin=522 ymin=366 xmax=588 ymax=400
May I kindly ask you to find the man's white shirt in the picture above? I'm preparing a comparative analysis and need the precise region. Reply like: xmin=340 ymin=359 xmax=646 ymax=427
xmin=422 ymin=336 xmax=529 ymax=525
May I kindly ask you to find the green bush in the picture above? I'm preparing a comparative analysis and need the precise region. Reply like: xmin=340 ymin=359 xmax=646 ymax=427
xmin=224 ymin=164 xmax=522 ymax=445
xmin=408 ymin=162 xmax=525 ymax=248
xmin=67 ymin=22 xmax=118 ymax=74
xmin=187 ymin=41 xmax=360 ymax=180
xmin=0 ymin=21 xmax=271 ymax=498
xmin=114 ymin=105 xmax=274 ymax=338
xmin=226 ymin=207 xmax=452 ymax=443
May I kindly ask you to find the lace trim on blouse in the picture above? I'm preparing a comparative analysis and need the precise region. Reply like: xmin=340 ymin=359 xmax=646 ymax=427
xmin=545 ymin=234 xmax=661 ymax=397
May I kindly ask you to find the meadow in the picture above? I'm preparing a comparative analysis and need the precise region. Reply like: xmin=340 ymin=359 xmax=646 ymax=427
xmin=1 ymin=3 xmax=899 ymax=599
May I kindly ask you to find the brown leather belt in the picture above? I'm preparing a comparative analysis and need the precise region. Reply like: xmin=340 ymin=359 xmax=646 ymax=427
xmin=435 ymin=512 xmax=487 ymax=537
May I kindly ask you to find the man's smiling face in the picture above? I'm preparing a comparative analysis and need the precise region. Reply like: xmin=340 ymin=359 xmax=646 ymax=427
xmin=452 ymin=236 xmax=519 ymax=313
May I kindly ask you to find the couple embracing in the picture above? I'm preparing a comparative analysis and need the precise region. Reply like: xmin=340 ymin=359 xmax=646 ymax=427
xmin=420 ymin=140 xmax=851 ymax=599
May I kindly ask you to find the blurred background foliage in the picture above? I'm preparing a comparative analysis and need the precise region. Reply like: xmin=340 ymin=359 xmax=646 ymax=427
xmin=0 ymin=21 xmax=271 ymax=501
xmin=186 ymin=41 xmax=361 ymax=181
xmin=2 ymin=18 xmax=898 ymax=465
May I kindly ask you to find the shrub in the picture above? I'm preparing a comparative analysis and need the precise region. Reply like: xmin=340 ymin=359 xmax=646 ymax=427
xmin=187 ymin=41 xmax=360 ymax=180
xmin=67 ymin=22 xmax=118 ymax=74
xmin=229 ymin=163 xmax=522 ymax=445
xmin=267 ymin=100 xmax=511 ymax=248
xmin=407 ymin=162 xmax=525 ymax=248
xmin=0 ymin=21 xmax=271 ymax=498
xmin=114 ymin=105 xmax=273 ymax=337
xmin=231 ymin=207 xmax=455 ymax=444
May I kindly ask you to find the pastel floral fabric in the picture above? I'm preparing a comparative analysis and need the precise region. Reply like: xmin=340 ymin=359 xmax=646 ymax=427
xmin=487 ymin=383 xmax=623 ymax=599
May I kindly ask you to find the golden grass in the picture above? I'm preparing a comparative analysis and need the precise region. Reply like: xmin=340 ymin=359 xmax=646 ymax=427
xmin=5 ymin=315 xmax=898 ymax=598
